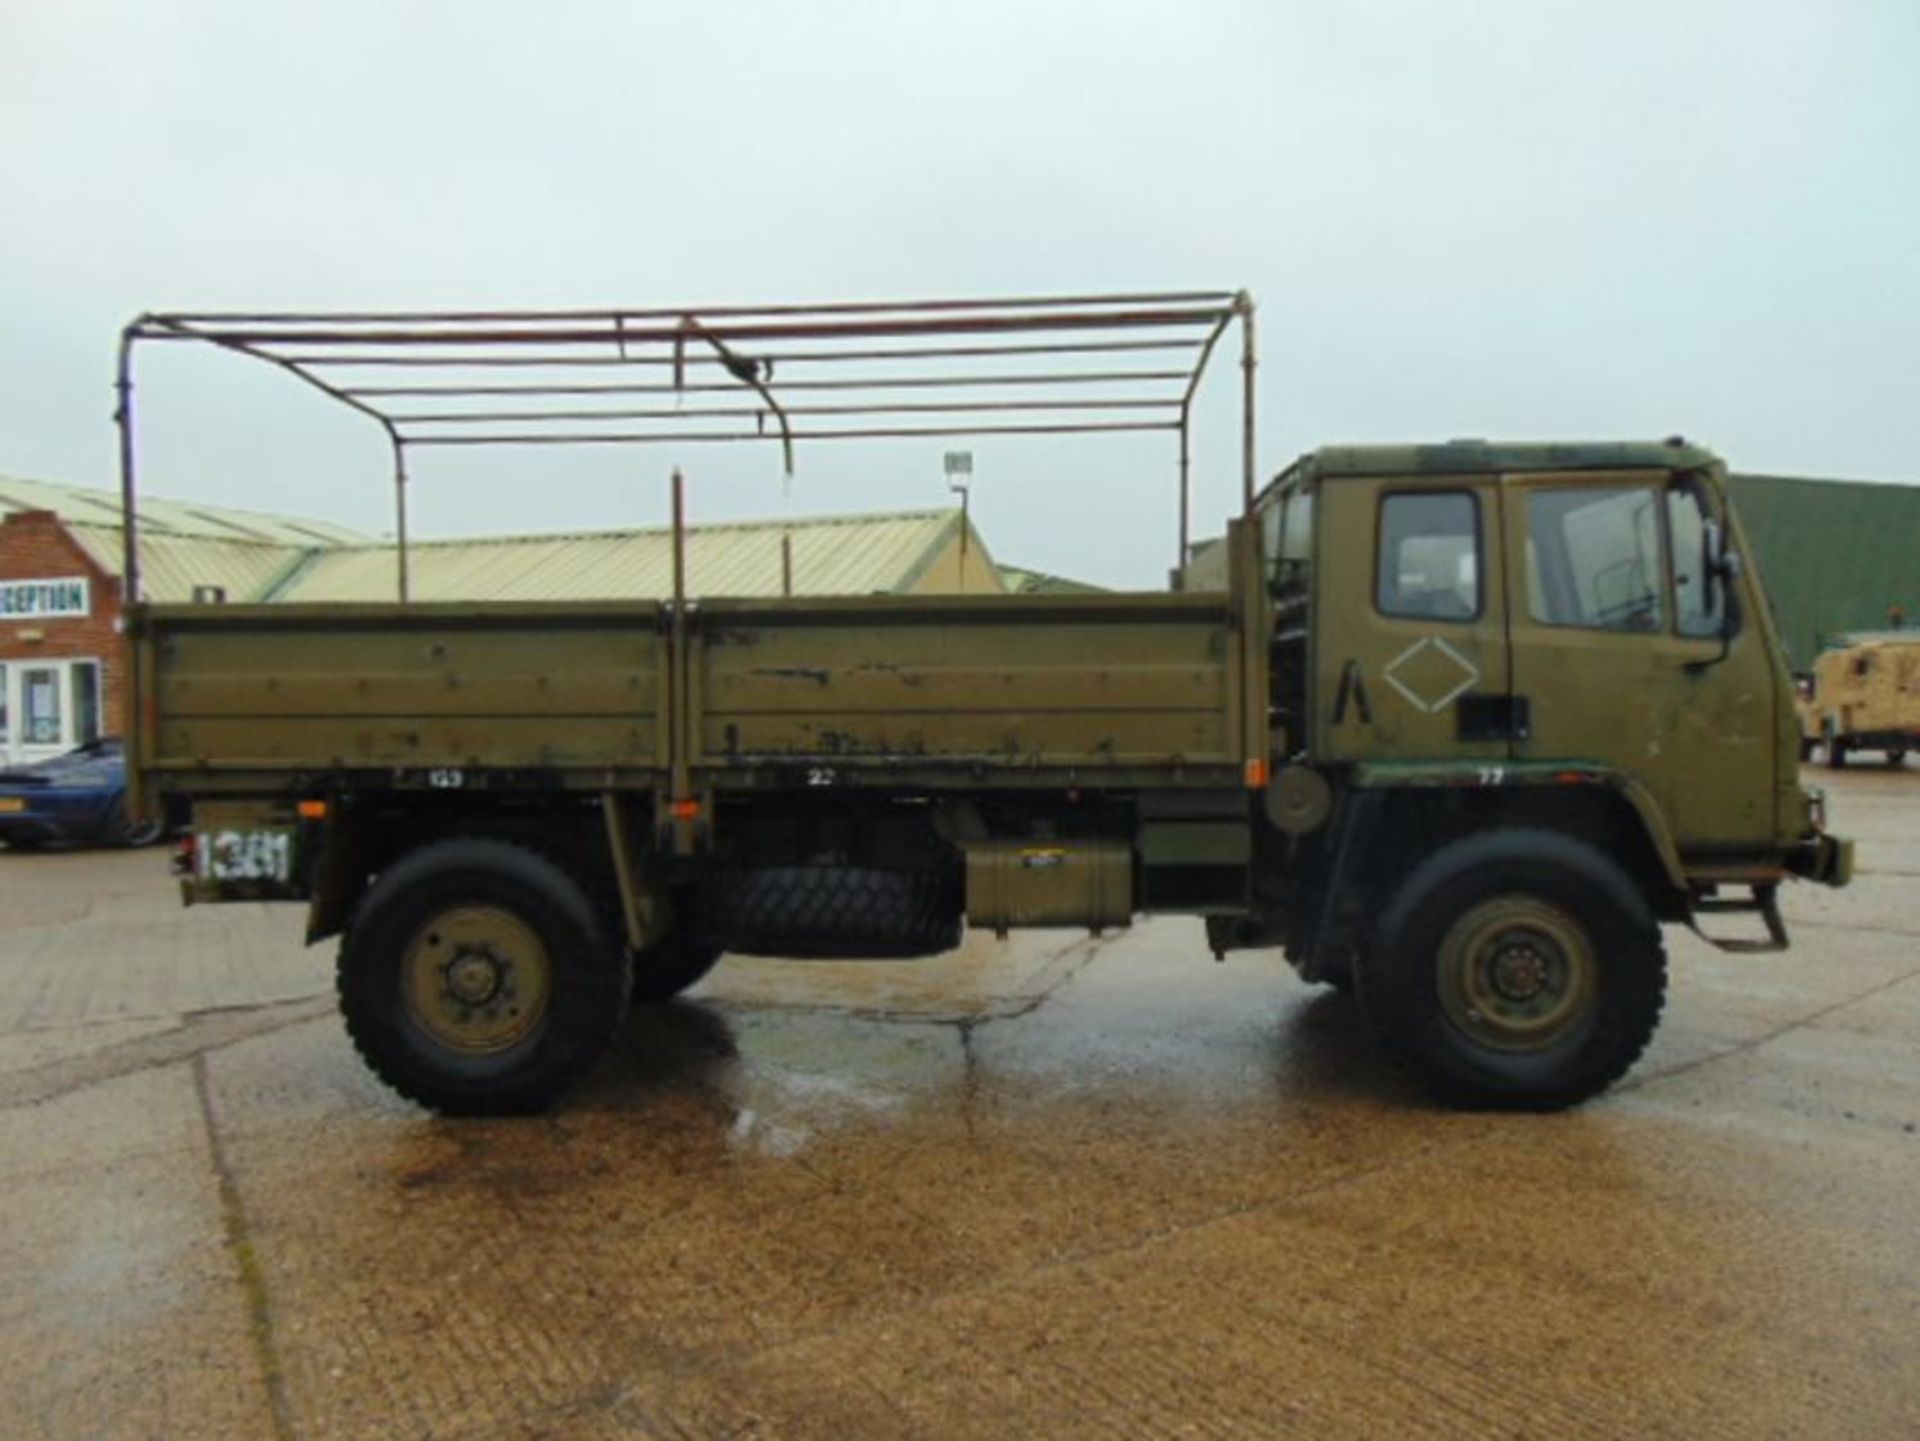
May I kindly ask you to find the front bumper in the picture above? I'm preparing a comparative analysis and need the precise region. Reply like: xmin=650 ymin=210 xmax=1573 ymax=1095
xmin=1784 ymin=831 xmax=1853 ymax=887
xmin=0 ymin=789 xmax=113 ymax=846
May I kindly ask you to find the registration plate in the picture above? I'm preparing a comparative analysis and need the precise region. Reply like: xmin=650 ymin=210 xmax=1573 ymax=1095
xmin=0 ymin=798 xmax=24 ymax=813
xmin=198 ymin=828 xmax=295 ymax=883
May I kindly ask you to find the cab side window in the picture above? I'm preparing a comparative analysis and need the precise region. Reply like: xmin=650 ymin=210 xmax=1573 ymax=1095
xmin=1377 ymin=492 xmax=1480 ymax=621
xmin=1526 ymin=487 xmax=1663 ymax=631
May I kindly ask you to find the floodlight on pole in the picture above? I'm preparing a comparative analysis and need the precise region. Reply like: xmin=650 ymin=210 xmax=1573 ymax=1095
xmin=944 ymin=451 xmax=974 ymax=586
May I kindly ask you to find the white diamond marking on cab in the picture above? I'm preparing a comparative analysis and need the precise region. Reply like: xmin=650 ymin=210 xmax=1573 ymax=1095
xmin=1382 ymin=636 xmax=1481 ymax=714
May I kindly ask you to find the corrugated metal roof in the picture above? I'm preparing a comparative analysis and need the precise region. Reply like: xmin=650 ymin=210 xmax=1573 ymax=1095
xmin=999 ymin=564 xmax=1107 ymax=596
xmin=0 ymin=474 xmax=368 ymax=546
xmin=1731 ymin=474 xmax=1920 ymax=670
xmin=2 ymin=475 xmax=995 ymax=606
xmin=276 ymin=509 xmax=983 ymax=603
xmin=59 ymin=524 xmax=309 ymax=605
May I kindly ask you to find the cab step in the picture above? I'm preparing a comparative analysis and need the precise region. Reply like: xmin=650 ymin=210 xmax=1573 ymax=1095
xmin=1689 ymin=883 xmax=1788 ymax=954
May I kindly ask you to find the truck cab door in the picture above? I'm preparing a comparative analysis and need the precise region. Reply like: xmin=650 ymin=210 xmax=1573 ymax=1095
xmin=1501 ymin=469 xmax=1778 ymax=850
xmin=1314 ymin=475 xmax=1514 ymax=764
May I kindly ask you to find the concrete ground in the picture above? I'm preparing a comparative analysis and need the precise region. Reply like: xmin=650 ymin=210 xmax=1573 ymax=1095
xmin=1 ymin=768 xmax=1917 ymax=1439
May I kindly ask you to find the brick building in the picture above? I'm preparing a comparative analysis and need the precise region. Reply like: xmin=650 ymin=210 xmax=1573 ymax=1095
xmin=0 ymin=508 xmax=118 ymax=765
xmin=0 ymin=477 xmax=368 ymax=767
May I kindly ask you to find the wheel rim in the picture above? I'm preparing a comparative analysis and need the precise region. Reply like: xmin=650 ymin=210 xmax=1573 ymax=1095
xmin=1435 ymin=896 xmax=1597 ymax=1053
xmin=401 ymin=905 xmax=553 ymax=1054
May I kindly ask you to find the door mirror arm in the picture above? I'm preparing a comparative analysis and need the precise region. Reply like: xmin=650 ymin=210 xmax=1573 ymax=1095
xmin=1685 ymin=520 xmax=1740 ymax=674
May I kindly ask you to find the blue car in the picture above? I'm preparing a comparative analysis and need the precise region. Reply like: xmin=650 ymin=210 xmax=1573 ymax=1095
xmin=0 ymin=737 xmax=164 ymax=850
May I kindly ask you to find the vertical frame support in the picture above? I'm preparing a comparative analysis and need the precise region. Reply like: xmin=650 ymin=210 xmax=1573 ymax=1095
xmin=1177 ymin=422 xmax=1192 ymax=590
xmin=1173 ymin=298 xmax=1245 ymax=588
xmin=1238 ymin=290 xmax=1258 ymax=516
xmin=391 ymin=440 xmax=412 ymax=603
xmin=666 ymin=467 xmax=697 ymax=857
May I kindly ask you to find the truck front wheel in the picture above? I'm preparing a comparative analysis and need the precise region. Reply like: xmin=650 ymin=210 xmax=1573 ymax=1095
xmin=337 ymin=838 xmax=631 ymax=1115
xmin=1358 ymin=829 xmax=1666 ymax=1111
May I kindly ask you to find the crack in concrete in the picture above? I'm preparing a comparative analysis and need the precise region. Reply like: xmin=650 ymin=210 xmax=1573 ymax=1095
xmin=0 ymin=996 xmax=333 ymax=1111
xmin=192 ymin=1052 xmax=296 ymax=1441
xmin=1788 ymin=917 xmax=1920 ymax=940
xmin=1625 ymin=960 xmax=1920 ymax=1092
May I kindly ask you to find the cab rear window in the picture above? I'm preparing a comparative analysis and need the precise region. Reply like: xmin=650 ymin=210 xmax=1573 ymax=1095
xmin=1376 ymin=492 xmax=1480 ymax=621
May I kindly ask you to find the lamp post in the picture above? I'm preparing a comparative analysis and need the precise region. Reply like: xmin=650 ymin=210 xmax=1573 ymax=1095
xmin=944 ymin=450 xmax=973 ymax=590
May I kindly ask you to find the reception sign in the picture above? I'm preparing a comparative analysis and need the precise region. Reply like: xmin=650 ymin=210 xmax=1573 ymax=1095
xmin=0 ymin=577 xmax=90 ymax=619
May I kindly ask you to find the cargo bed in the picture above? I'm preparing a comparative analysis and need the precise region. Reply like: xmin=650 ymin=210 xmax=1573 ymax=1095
xmin=136 ymin=577 xmax=1266 ymax=802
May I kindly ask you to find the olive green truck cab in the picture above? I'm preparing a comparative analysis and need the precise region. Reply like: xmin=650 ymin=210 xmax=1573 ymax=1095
xmin=117 ymin=298 xmax=1848 ymax=1115
xmin=131 ymin=439 xmax=1849 ymax=1115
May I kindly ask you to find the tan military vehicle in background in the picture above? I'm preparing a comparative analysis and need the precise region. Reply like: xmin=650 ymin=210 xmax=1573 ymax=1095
xmin=1802 ymin=633 xmax=1920 ymax=767
xmin=112 ymin=294 xmax=1852 ymax=1117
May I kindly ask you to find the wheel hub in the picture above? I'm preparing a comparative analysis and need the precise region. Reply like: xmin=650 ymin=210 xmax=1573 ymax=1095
xmin=1490 ymin=942 xmax=1550 ymax=1002
xmin=401 ymin=906 xmax=551 ymax=1055
xmin=444 ymin=948 xmax=511 ymax=1007
xmin=1436 ymin=898 xmax=1598 ymax=1053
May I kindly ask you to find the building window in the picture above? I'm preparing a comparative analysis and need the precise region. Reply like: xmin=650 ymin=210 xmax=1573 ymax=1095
xmin=1377 ymin=492 xmax=1481 ymax=621
xmin=23 ymin=666 xmax=62 ymax=746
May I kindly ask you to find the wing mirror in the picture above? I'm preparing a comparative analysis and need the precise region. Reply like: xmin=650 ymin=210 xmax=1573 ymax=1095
xmin=1687 ymin=517 xmax=1741 ymax=673
xmin=1704 ymin=519 xmax=1743 ymax=583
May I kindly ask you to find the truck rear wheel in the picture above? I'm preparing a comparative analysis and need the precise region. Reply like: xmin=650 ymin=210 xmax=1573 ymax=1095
xmin=337 ymin=838 xmax=631 ymax=1115
xmin=1358 ymin=829 xmax=1665 ymax=1111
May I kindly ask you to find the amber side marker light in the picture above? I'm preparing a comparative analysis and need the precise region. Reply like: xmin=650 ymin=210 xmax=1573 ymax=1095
xmin=670 ymin=798 xmax=701 ymax=822
xmin=298 ymin=800 xmax=329 ymax=819
xmin=1244 ymin=759 xmax=1270 ymax=789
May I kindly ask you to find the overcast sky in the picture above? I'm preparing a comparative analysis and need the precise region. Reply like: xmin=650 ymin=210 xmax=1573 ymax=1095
xmin=3 ymin=1 xmax=1916 ymax=587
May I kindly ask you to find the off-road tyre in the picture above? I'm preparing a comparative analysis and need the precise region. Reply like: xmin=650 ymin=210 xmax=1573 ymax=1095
xmin=1887 ymin=749 xmax=1907 ymax=768
xmin=698 ymin=865 xmax=961 ymax=958
xmin=337 ymin=837 xmax=631 ymax=1115
xmin=1357 ymin=828 xmax=1666 ymax=1112
xmin=1826 ymin=732 xmax=1850 ymax=768
xmin=630 ymin=933 xmax=724 ymax=1005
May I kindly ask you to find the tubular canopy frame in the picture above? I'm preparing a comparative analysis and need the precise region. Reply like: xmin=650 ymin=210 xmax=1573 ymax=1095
xmin=116 ymin=290 xmax=1256 ymax=604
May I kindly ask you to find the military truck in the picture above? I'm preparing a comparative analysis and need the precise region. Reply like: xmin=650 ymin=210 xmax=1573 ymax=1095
xmin=115 ymin=294 xmax=1851 ymax=1116
xmin=1801 ymin=633 xmax=1920 ymax=767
